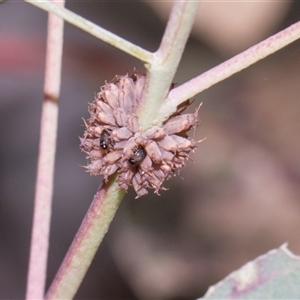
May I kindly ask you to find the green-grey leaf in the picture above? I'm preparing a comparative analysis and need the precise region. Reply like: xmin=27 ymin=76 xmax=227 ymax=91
xmin=200 ymin=244 xmax=300 ymax=299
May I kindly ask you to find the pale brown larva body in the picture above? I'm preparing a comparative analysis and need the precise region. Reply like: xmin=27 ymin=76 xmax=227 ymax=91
xmin=80 ymin=72 xmax=200 ymax=198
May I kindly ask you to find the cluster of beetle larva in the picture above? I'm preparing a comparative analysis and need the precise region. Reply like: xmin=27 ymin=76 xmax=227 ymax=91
xmin=80 ymin=72 xmax=200 ymax=198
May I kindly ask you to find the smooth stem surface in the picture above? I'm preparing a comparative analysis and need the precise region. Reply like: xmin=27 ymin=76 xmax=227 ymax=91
xmin=46 ymin=174 xmax=125 ymax=300
xmin=26 ymin=1 xmax=64 ymax=299
xmin=137 ymin=1 xmax=200 ymax=129
xmin=157 ymin=20 xmax=300 ymax=121
xmin=24 ymin=0 xmax=153 ymax=63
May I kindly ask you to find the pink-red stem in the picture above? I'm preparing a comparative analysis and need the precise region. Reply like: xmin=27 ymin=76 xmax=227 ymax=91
xmin=169 ymin=20 xmax=300 ymax=108
xmin=45 ymin=175 xmax=124 ymax=299
xmin=26 ymin=1 xmax=65 ymax=299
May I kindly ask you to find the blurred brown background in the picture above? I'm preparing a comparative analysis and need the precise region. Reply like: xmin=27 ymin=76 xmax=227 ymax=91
xmin=1 ymin=1 xmax=300 ymax=299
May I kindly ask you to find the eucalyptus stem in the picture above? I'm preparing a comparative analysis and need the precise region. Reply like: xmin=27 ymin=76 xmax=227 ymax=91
xmin=26 ymin=1 xmax=65 ymax=299
xmin=157 ymin=20 xmax=300 ymax=122
xmin=137 ymin=1 xmax=200 ymax=129
xmin=46 ymin=174 xmax=125 ymax=299
xmin=24 ymin=0 xmax=153 ymax=63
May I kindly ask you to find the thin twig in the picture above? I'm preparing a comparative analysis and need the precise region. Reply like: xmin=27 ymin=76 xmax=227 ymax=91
xmin=24 ymin=0 xmax=153 ymax=63
xmin=26 ymin=1 xmax=65 ymax=299
xmin=137 ymin=1 xmax=200 ymax=128
xmin=45 ymin=174 xmax=125 ymax=300
xmin=157 ymin=20 xmax=300 ymax=122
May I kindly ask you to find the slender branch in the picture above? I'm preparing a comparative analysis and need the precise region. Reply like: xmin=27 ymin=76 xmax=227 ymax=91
xmin=137 ymin=1 xmax=200 ymax=128
xmin=24 ymin=0 xmax=153 ymax=63
xmin=26 ymin=1 xmax=65 ymax=299
xmin=157 ymin=20 xmax=300 ymax=122
xmin=45 ymin=174 xmax=125 ymax=300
